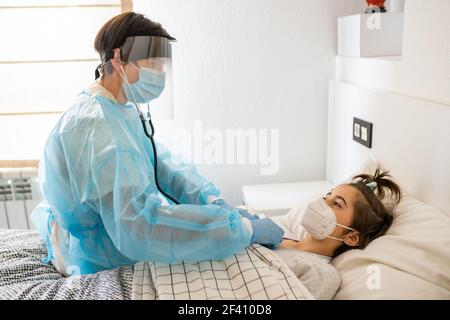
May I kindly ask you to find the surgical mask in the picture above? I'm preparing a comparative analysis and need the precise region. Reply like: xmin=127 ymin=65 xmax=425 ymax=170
xmin=300 ymin=197 xmax=357 ymax=241
xmin=121 ymin=62 xmax=166 ymax=104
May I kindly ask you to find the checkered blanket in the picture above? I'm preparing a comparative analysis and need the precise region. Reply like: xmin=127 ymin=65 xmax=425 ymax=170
xmin=0 ymin=229 xmax=133 ymax=300
xmin=0 ymin=230 xmax=314 ymax=300
xmin=132 ymin=244 xmax=314 ymax=300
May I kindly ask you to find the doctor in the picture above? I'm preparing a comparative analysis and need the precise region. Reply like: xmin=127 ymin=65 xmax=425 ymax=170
xmin=31 ymin=12 xmax=283 ymax=275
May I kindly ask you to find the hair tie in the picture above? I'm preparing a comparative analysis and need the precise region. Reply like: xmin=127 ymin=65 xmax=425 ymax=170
xmin=94 ymin=63 xmax=103 ymax=80
xmin=366 ymin=181 xmax=377 ymax=192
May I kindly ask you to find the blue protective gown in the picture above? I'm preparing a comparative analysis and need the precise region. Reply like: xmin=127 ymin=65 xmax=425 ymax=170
xmin=31 ymin=82 xmax=252 ymax=275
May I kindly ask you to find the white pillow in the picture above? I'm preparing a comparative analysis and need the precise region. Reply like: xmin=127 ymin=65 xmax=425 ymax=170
xmin=332 ymin=195 xmax=450 ymax=300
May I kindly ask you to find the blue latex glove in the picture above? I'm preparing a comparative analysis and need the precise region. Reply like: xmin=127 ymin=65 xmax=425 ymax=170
xmin=212 ymin=199 xmax=260 ymax=220
xmin=250 ymin=218 xmax=284 ymax=249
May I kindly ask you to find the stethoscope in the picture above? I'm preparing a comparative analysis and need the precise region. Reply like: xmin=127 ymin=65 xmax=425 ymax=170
xmin=139 ymin=110 xmax=180 ymax=205
xmin=119 ymin=64 xmax=181 ymax=205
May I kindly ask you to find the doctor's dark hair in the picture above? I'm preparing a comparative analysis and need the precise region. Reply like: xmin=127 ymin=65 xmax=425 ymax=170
xmin=333 ymin=168 xmax=402 ymax=258
xmin=94 ymin=12 xmax=175 ymax=78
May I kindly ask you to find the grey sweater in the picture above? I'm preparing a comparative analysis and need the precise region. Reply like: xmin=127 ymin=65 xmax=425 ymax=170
xmin=274 ymin=249 xmax=341 ymax=300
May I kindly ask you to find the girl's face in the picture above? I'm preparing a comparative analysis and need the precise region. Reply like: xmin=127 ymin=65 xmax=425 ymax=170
xmin=280 ymin=183 xmax=362 ymax=252
xmin=323 ymin=184 xmax=362 ymax=240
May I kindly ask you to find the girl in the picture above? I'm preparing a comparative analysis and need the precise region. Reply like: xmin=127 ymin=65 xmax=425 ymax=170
xmin=272 ymin=168 xmax=402 ymax=299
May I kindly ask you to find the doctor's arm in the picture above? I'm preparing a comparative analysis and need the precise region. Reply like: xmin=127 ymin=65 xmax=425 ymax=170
xmin=155 ymin=142 xmax=221 ymax=205
xmin=92 ymin=147 xmax=254 ymax=263
xmin=155 ymin=142 xmax=260 ymax=220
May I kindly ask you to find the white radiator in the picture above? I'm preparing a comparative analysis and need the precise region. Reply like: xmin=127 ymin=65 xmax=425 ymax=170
xmin=0 ymin=168 xmax=41 ymax=230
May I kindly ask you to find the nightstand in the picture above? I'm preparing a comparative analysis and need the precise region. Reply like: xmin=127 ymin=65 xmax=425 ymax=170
xmin=242 ymin=180 xmax=334 ymax=217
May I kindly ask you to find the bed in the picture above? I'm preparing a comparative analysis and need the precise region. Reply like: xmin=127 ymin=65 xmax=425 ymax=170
xmin=0 ymin=229 xmax=314 ymax=300
xmin=1 ymin=191 xmax=449 ymax=300
xmin=0 ymin=229 xmax=133 ymax=300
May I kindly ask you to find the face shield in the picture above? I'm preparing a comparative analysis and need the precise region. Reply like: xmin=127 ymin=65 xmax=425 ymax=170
xmin=100 ymin=36 xmax=175 ymax=120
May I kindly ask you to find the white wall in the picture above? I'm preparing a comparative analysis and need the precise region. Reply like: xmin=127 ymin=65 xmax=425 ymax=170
xmin=336 ymin=0 xmax=450 ymax=105
xmin=327 ymin=81 xmax=450 ymax=214
xmin=328 ymin=0 xmax=450 ymax=212
xmin=134 ymin=0 xmax=364 ymax=205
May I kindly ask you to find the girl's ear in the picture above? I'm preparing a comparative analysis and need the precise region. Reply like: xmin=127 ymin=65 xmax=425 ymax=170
xmin=343 ymin=231 xmax=360 ymax=247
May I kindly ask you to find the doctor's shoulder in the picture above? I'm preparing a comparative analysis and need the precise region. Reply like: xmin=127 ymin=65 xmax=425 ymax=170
xmin=51 ymin=91 xmax=105 ymax=135
xmin=45 ymin=92 xmax=117 ymax=155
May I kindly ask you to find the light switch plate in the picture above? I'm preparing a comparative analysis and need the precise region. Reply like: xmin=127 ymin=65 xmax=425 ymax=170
xmin=353 ymin=117 xmax=373 ymax=148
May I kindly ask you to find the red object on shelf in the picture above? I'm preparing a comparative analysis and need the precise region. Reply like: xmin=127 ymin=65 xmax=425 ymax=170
xmin=366 ymin=0 xmax=385 ymax=8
